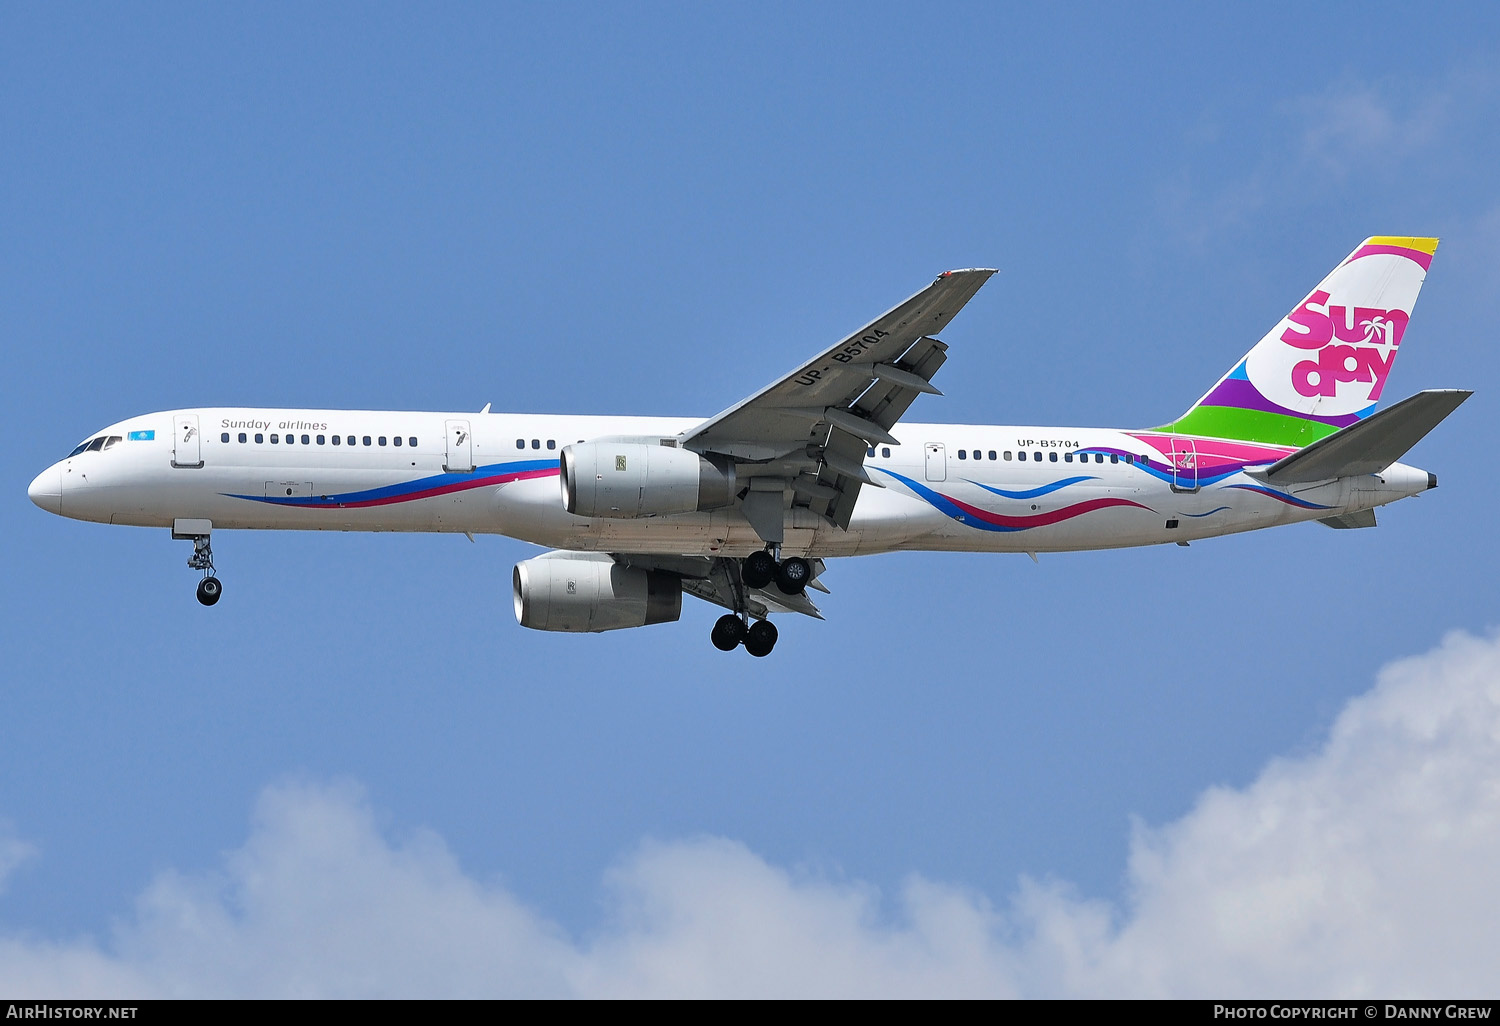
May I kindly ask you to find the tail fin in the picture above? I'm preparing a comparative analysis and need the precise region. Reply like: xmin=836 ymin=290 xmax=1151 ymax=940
xmin=1166 ymin=237 xmax=1438 ymax=447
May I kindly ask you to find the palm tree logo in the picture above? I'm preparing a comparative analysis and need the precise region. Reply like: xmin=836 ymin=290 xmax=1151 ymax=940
xmin=1359 ymin=314 xmax=1392 ymax=345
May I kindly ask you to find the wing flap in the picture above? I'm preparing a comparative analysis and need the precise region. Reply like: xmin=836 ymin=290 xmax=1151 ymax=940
xmin=618 ymin=554 xmax=826 ymax=620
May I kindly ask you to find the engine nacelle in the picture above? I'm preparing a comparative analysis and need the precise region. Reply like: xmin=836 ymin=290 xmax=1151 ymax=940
xmin=561 ymin=442 xmax=735 ymax=518
xmin=512 ymin=554 xmax=682 ymax=633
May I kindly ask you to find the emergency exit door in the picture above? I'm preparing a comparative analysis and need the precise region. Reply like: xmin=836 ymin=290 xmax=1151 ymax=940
xmin=925 ymin=443 xmax=947 ymax=482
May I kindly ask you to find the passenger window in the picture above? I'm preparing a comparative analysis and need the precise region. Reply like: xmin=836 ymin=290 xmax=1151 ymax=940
xmin=255 ymin=433 xmax=264 ymax=444
xmin=332 ymin=435 xmax=341 ymax=446
xmin=317 ymin=435 xmax=326 ymax=445
xmin=547 ymin=439 xmax=556 ymax=450
xmin=1049 ymin=452 xmax=1058 ymax=462
xmin=363 ymin=436 xmax=371 ymax=446
xmin=409 ymin=437 xmax=417 ymax=447
xmin=393 ymin=436 xmax=402 ymax=447
xmin=221 ymin=432 xmax=230 ymax=443
xmin=271 ymin=434 xmax=280 ymax=443
xmin=1095 ymin=453 xmax=1104 ymax=463
xmin=238 ymin=433 xmax=247 ymax=443
xmin=1064 ymin=452 xmax=1073 ymax=463
xmin=882 ymin=447 xmax=891 ymax=458
xmin=867 ymin=447 xmax=875 ymax=457
xmin=958 ymin=450 xmax=967 ymax=460
xmin=516 ymin=439 xmax=525 ymax=449
xmin=378 ymin=436 xmax=387 ymax=446
xmin=1110 ymin=453 xmax=1118 ymax=464
xmin=1003 ymin=451 xmax=1012 ymax=461
xmin=347 ymin=436 xmax=356 ymax=446
xmin=286 ymin=435 xmax=295 ymax=445
xmin=301 ymin=434 xmax=309 ymax=445
xmin=531 ymin=439 xmax=540 ymax=449
xmin=988 ymin=450 xmax=996 ymax=460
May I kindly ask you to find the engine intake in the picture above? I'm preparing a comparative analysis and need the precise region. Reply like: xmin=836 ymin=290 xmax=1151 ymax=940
xmin=513 ymin=554 xmax=682 ymax=633
xmin=561 ymin=442 xmax=735 ymax=518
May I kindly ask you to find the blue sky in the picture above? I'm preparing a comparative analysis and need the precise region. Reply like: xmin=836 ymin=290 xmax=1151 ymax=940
xmin=3 ymin=4 xmax=1499 ymax=996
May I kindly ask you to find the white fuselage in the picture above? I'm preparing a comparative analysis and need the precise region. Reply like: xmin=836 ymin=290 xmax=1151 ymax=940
xmin=29 ymin=407 xmax=1433 ymax=558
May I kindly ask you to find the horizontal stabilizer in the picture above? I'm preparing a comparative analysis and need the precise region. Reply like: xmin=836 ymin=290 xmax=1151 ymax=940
xmin=1319 ymin=509 xmax=1378 ymax=529
xmin=1263 ymin=389 xmax=1472 ymax=484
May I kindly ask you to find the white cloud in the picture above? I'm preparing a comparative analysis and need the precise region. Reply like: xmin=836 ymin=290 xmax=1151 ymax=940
xmin=0 ymin=825 xmax=37 ymax=897
xmin=1157 ymin=70 xmax=1493 ymax=244
xmin=1292 ymin=83 xmax=1445 ymax=179
xmin=2 ymin=631 xmax=1499 ymax=997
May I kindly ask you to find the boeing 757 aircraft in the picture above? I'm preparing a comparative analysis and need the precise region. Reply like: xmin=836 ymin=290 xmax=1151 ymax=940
xmin=29 ymin=237 xmax=1469 ymax=655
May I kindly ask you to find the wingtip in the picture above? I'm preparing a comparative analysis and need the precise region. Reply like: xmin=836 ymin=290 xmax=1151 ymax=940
xmin=938 ymin=267 xmax=999 ymax=278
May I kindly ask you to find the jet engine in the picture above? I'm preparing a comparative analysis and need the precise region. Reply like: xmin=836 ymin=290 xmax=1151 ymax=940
xmin=561 ymin=442 xmax=735 ymax=518
xmin=512 ymin=553 xmax=682 ymax=633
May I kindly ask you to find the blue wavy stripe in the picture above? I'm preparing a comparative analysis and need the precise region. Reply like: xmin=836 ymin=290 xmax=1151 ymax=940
xmin=1182 ymin=506 xmax=1231 ymax=518
xmin=970 ymin=475 xmax=1094 ymax=500
xmin=876 ymin=469 xmax=1027 ymax=532
xmin=1225 ymin=483 xmax=1333 ymax=510
xmin=1091 ymin=447 xmax=1247 ymax=488
xmin=226 ymin=458 xmax=556 ymax=507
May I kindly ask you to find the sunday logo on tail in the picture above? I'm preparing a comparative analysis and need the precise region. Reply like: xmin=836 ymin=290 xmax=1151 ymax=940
xmin=1170 ymin=237 xmax=1438 ymax=447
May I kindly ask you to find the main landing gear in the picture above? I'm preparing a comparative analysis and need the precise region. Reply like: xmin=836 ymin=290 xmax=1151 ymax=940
xmin=708 ymin=548 xmax=802 ymax=656
xmin=712 ymin=613 xmax=778 ymax=657
xmin=740 ymin=549 xmax=810 ymax=595
xmin=173 ymin=519 xmax=222 ymax=606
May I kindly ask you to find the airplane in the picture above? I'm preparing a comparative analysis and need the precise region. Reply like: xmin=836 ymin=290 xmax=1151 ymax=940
xmin=28 ymin=236 xmax=1470 ymax=656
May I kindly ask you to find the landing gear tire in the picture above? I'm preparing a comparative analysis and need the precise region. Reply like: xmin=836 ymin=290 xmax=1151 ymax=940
xmin=742 ymin=550 xmax=776 ymax=590
xmin=711 ymin=613 xmax=747 ymax=651
xmin=744 ymin=619 xmax=778 ymax=657
xmin=775 ymin=557 xmax=811 ymax=595
xmin=196 ymin=576 xmax=223 ymax=606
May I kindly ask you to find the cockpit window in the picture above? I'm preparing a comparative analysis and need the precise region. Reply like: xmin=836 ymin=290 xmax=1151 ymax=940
xmin=67 ymin=434 xmax=125 ymax=457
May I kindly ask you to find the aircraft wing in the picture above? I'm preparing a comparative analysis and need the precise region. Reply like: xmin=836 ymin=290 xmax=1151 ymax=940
xmin=679 ymin=268 xmax=995 ymax=536
xmin=615 ymin=554 xmax=827 ymax=620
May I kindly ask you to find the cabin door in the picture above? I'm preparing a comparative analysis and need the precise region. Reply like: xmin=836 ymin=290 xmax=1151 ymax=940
xmin=172 ymin=414 xmax=203 ymax=468
xmin=1169 ymin=437 xmax=1199 ymax=493
xmin=444 ymin=419 xmax=475 ymax=473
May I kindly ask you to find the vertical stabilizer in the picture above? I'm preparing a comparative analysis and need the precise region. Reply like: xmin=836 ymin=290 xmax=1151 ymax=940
xmin=1166 ymin=237 xmax=1438 ymax=446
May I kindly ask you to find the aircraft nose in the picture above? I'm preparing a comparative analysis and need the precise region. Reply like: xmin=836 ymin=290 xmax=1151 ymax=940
xmin=28 ymin=465 xmax=62 ymax=515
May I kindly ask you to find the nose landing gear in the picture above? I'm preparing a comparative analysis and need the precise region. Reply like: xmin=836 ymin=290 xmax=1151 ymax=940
xmin=195 ymin=574 xmax=222 ymax=606
xmin=173 ymin=519 xmax=222 ymax=607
